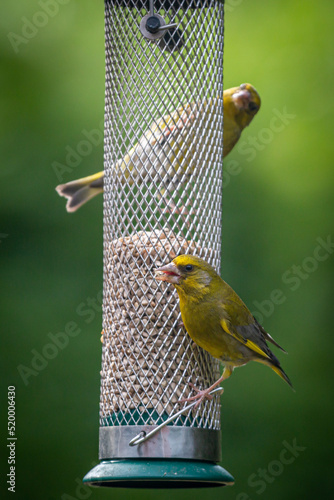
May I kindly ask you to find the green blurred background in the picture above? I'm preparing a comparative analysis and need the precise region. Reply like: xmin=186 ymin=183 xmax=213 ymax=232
xmin=1 ymin=0 xmax=333 ymax=498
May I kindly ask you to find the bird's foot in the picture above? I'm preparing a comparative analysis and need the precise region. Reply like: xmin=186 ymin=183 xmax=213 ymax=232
xmin=178 ymin=383 xmax=224 ymax=410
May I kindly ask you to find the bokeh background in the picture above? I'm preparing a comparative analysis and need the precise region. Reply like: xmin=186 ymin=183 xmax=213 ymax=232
xmin=1 ymin=0 xmax=333 ymax=498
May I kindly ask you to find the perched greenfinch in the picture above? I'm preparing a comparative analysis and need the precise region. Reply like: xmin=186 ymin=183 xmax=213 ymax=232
xmin=56 ymin=84 xmax=260 ymax=212
xmin=155 ymin=255 xmax=292 ymax=407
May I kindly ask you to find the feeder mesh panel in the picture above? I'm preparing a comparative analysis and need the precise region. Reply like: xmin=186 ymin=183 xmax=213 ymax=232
xmin=101 ymin=0 xmax=224 ymax=430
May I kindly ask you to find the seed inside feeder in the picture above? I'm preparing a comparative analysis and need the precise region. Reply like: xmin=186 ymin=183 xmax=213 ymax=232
xmin=100 ymin=229 xmax=221 ymax=428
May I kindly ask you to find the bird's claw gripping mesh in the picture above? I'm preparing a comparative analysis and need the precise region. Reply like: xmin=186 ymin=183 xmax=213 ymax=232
xmin=101 ymin=0 xmax=224 ymax=433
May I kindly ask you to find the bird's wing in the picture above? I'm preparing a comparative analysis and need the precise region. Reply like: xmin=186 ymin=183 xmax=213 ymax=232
xmin=217 ymin=285 xmax=281 ymax=363
xmin=146 ymin=101 xmax=197 ymax=148
xmin=220 ymin=318 xmax=277 ymax=363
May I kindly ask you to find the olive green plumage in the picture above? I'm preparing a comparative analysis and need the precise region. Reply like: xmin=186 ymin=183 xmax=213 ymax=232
xmin=155 ymin=255 xmax=293 ymax=390
xmin=56 ymin=84 xmax=260 ymax=213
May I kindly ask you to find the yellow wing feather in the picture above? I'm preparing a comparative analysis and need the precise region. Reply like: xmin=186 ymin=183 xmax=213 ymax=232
xmin=220 ymin=318 xmax=271 ymax=361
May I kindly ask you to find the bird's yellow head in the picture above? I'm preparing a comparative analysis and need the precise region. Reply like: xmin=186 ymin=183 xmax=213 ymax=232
xmin=155 ymin=254 xmax=219 ymax=297
xmin=225 ymin=83 xmax=261 ymax=129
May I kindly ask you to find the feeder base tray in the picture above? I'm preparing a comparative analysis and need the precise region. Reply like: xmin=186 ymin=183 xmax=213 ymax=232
xmin=83 ymin=459 xmax=234 ymax=488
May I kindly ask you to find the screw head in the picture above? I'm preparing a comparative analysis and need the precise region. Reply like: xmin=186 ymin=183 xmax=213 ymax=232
xmin=146 ymin=16 xmax=161 ymax=34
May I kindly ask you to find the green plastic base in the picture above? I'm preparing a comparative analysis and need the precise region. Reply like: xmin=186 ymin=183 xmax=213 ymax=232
xmin=83 ymin=459 xmax=234 ymax=488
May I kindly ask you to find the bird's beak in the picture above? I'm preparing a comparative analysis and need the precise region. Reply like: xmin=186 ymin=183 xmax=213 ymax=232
xmin=154 ymin=262 xmax=182 ymax=285
xmin=232 ymin=88 xmax=252 ymax=110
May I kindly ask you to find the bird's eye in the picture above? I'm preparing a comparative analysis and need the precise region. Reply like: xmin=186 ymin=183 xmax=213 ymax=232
xmin=248 ymin=102 xmax=258 ymax=112
xmin=185 ymin=264 xmax=193 ymax=271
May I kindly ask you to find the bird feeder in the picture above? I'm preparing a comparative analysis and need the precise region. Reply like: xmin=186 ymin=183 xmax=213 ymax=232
xmin=83 ymin=0 xmax=234 ymax=488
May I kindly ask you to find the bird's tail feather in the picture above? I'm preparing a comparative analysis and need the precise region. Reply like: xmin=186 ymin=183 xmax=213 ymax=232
xmin=256 ymin=357 xmax=294 ymax=390
xmin=56 ymin=172 xmax=104 ymax=212
xmin=271 ymin=364 xmax=294 ymax=391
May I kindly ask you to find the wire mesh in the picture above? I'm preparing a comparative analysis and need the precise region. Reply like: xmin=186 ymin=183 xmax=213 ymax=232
xmin=101 ymin=0 xmax=224 ymax=430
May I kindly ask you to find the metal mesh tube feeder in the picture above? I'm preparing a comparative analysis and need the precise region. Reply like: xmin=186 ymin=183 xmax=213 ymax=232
xmin=84 ymin=0 xmax=234 ymax=488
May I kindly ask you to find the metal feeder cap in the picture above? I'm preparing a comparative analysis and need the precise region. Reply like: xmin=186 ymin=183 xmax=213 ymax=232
xmin=146 ymin=16 xmax=161 ymax=34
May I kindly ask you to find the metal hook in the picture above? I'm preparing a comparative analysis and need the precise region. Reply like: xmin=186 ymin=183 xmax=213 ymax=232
xmin=128 ymin=387 xmax=224 ymax=447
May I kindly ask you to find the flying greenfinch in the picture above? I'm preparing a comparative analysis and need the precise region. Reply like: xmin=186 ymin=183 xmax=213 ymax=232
xmin=56 ymin=84 xmax=260 ymax=213
xmin=155 ymin=255 xmax=292 ymax=407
